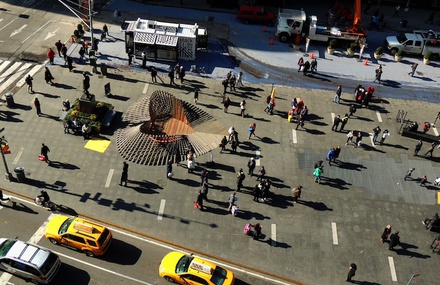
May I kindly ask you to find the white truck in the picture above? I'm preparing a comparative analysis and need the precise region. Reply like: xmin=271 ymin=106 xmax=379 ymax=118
xmin=385 ymin=30 xmax=440 ymax=59
xmin=276 ymin=9 xmax=363 ymax=45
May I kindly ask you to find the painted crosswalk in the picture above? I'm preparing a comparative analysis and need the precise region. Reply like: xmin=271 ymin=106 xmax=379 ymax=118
xmin=0 ymin=60 xmax=44 ymax=95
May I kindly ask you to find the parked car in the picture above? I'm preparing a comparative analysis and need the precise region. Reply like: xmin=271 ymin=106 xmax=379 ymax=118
xmin=0 ymin=238 xmax=61 ymax=284
xmin=236 ymin=5 xmax=276 ymax=25
xmin=159 ymin=251 xmax=235 ymax=285
xmin=45 ymin=215 xmax=112 ymax=257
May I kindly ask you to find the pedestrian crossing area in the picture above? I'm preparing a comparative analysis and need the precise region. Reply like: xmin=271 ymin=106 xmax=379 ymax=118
xmin=0 ymin=60 xmax=44 ymax=95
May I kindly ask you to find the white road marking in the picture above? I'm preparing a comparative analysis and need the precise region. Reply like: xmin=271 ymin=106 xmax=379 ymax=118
xmin=10 ymin=24 xmax=27 ymax=37
xmin=16 ymin=64 xmax=44 ymax=87
xmin=12 ymin=147 xmax=24 ymax=165
xmin=271 ymin=224 xmax=276 ymax=247
xmin=291 ymin=129 xmax=297 ymax=144
xmin=376 ymin=110 xmax=383 ymax=122
xmin=105 ymin=169 xmax=114 ymax=188
xmin=157 ymin=199 xmax=166 ymax=220
xmin=388 ymin=256 xmax=398 ymax=282
xmin=28 ymin=214 xmax=56 ymax=245
xmin=142 ymin=83 xmax=149 ymax=94
xmin=43 ymin=27 xmax=59 ymax=41
xmin=255 ymin=150 xmax=261 ymax=166
xmin=433 ymin=125 xmax=439 ymax=136
xmin=331 ymin=222 xmax=338 ymax=245
xmin=0 ymin=61 xmax=12 ymax=80
xmin=369 ymin=133 xmax=376 ymax=147
xmin=331 ymin=112 xmax=335 ymax=123
xmin=21 ymin=20 xmax=46 ymax=42
xmin=0 ymin=63 xmax=31 ymax=94
xmin=0 ymin=62 xmax=21 ymax=91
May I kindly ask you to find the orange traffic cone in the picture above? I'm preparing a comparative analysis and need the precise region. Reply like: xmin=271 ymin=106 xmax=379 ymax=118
xmin=310 ymin=53 xmax=314 ymax=59
xmin=364 ymin=59 xmax=368 ymax=66
xmin=263 ymin=26 xmax=267 ymax=33
xmin=71 ymin=36 xmax=75 ymax=43
xmin=269 ymin=38 xmax=274 ymax=45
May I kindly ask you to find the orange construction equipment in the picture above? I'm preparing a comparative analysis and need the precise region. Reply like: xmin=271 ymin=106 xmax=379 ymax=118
xmin=269 ymin=38 xmax=274 ymax=45
xmin=311 ymin=53 xmax=314 ymax=59
xmin=364 ymin=59 xmax=368 ymax=66
xmin=263 ymin=26 xmax=267 ymax=32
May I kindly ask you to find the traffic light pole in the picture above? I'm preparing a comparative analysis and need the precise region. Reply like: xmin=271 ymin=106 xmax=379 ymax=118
xmin=0 ymin=136 xmax=12 ymax=181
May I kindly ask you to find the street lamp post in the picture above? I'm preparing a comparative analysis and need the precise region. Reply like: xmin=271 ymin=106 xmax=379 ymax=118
xmin=88 ymin=0 xmax=94 ymax=52
xmin=0 ymin=135 xmax=12 ymax=181
xmin=406 ymin=273 xmax=420 ymax=285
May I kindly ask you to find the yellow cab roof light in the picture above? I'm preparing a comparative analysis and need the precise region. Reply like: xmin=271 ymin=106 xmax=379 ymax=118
xmin=73 ymin=222 xmax=94 ymax=233
xmin=190 ymin=261 xmax=213 ymax=274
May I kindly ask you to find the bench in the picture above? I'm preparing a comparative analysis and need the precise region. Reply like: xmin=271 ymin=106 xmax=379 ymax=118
xmin=102 ymin=109 xmax=116 ymax=128
xmin=401 ymin=127 xmax=439 ymax=143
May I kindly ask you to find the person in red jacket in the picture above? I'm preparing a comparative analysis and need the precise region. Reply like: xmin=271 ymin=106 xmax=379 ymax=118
xmin=46 ymin=48 xmax=55 ymax=64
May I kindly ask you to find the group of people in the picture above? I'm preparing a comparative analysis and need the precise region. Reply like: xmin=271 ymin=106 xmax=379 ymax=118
xmin=297 ymin=57 xmax=317 ymax=76
xmin=354 ymin=85 xmax=375 ymax=108
xmin=222 ymin=71 xmax=244 ymax=95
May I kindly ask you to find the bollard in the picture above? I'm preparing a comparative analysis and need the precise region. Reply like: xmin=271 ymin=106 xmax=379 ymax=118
xmin=364 ymin=59 xmax=369 ymax=66
xmin=269 ymin=38 xmax=274 ymax=45
xmin=311 ymin=53 xmax=314 ymax=59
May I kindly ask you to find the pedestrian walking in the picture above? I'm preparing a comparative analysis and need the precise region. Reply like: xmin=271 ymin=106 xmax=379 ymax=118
xmin=67 ymin=56 xmax=73 ymax=72
xmin=236 ymin=71 xmax=244 ymax=88
xmin=334 ymin=85 xmax=342 ymax=103
xmin=229 ymin=74 xmax=236 ymax=92
xmin=200 ymin=168 xmax=208 ymax=185
xmin=332 ymin=115 xmax=341 ymax=131
xmin=41 ymin=143 xmax=50 ymax=163
xmin=100 ymin=29 xmax=107 ymax=42
xmin=334 ymin=145 xmax=341 ymax=161
xmin=55 ymin=40 xmax=62 ymax=57
xmin=220 ymin=136 xmax=228 ymax=153
xmin=168 ymin=69 xmax=175 ymax=85
xmin=120 ymin=161 xmax=128 ymax=186
xmin=379 ymin=129 xmax=389 ymax=145
xmin=348 ymin=104 xmax=357 ymax=118
xmin=314 ymin=166 xmax=323 ymax=184
xmin=346 ymin=130 xmax=354 ymax=145
xmin=414 ymin=140 xmax=423 ymax=156
xmin=34 ymin=98 xmax=41 ymax=116
xmin=327 ymin=148 xmax=335 ymax=166
xmin=346 ymin=263 xmax=357 ymax=282
xmin=355 ymin=131 xmax=362 ymax=147
xmin=392 ymin=4 xmax=400 ymax=17
xmin=196 ymin=190 xmax=204 ymax=210
xmin=236 ymin=169 xmax=245 ymax=191
xmin=408 ymin=63 xmax=418 ymax=77
xmin=61 ymin=44 xmax=67 ymax=64
xmin=248 ymin=123 xmax=256 ymax=139
xmin=194 ymin=88 xmax=199 ymax=105
xmin=93 ymin=37 xmax=99 ymax=52
xmin=381 ymin=225 xmax=392 ymax=243
xmin=340 ymin=114 xmax=349 ymax=132
xmin=388 ymin=231 xmax=400 ymax=250
xmin=187 ymin=152 xmax=195 ymax=173
xmin=247 ymin=158 xmax=256 ymax=176
xmin=372 ymin=126 xmax=381 ymax=144
xmin=44 ymin=67 xmax=54 ymax=84
xmin=166 ymin=159 xmax=173 ymax=178
xmin=256 ymin=166 xmax=266 ymax=181
xmin=374 ymin=65 xmax=382 ymax=83
xmin=296 ymin=117 xmax=305 ymax=130
xmin=179 ymin=66 xmax=185 ymax=83
xmin=114 ymin=8 xmax=122 ymax=23
xmin=292 ymin=184 xmax=302 ymax=203
xmin=240 ymin=100 xmax=246 ymax=118
xmin=47 ymin=48 xmax=55 ymax=64
xmin=83 ymin=73 xmax=90 ymax=95
xmin=151 ymin=67 xmax=158 ymax=83
xmin=103 ymin=24 xmax=109 ymax=36
xmin=222 ymin=78 xmax=228 ymax=96
xmin=223 ymin=96 xmax=231 ymax=113
xmin=227 ymin=192 xmax=237 ymax=212
xmin=404 ymin=168 xmax=415 ymax=181
xmin=128 ymin=49 xmax=134 ymax=66
xmin=201 ymin=182 xmax=209 ymax=201
xmin=420 ymin=175 xmax=428 ymax=187
xmin=424 ymin=141 xmax=436 ymax=157
xmin=78 ymin=46 xmax=85 ymax=63
xmin=25 ymin=75 xmax=34 ymax=93
xmin=0 ymin=190 xmax=11 ymax=204
xmin=297 ymin=57 xmax=304 ymax=72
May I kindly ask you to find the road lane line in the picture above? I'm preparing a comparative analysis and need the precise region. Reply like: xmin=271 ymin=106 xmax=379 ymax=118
xmin=331 ymin=222 xmax=338 ymax=245
xmin=271 ymin=224 xmax=276 ymax=247
xmin=291 ymin=129 xmax=297 ymax=144
xmin=255 ymin=149 xmax=261 ymax=166
xmin=12 ymin=147 xmax=24 ymax=165
xmin=376 ymin=110 xmax=383 ymax=122
xmin=142 ymin=83 xmax=149 ymax=94
xmin=388 ymin=256 xmax=398 ymax=282
xmin=105 ymin=169 xmax=114 ymax=188
xmin=157 ymin=199 xmax=166 ymax=220
xmin=22 ymin=20 xmax=51 ymax=44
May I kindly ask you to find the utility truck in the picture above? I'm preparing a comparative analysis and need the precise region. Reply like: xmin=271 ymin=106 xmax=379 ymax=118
xmin=385 ymin=30 xmax=440 ymax=59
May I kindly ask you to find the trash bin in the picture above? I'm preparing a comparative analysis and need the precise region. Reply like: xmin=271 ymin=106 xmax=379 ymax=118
xmin=14 ymin=166 xmax=25 ymax=183
xmin=5 ymin=92 xmax=14 ymax=107
xmin=101 ymin=63 xmax=108 ymax=76
xmin=400 ymin=20 xmax=408 ymax=28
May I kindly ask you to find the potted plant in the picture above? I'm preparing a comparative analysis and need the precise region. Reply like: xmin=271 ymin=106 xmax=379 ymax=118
xmin=424 ymin=51 xmax=432 ymax=65
xmin=374 ymin=47 xmax=383 ymax=60
xmin=327 ymin=39 xmax=337 ymax=55
xmin=395 ymin=49 xmax=404 ymax=62
xmin=347 ymin=42 xmax=358 ymax=57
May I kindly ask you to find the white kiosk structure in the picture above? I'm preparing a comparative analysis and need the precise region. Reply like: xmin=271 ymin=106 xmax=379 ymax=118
xmin=122 ymin=18 xmax=207 ymax=62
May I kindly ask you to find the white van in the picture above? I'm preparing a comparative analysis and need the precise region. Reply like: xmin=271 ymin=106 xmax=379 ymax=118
xmin=0 ymin=238 xmax=61 ymax=284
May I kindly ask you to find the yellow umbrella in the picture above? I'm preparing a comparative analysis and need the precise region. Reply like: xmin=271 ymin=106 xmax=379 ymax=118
xmin=271 ymin=87 xmax=276 ymax=99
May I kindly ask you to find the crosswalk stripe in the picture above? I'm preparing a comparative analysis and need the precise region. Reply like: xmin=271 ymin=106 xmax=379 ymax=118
xmin=0 ymin=61 xmax=11 ymax=78
xmin=0 ymin=63 xmax=32 ymax=94
xmin=16 ymin=64 xmax=44 ymax=87
xmin=0 ymin=62 xmax=21 ymax=83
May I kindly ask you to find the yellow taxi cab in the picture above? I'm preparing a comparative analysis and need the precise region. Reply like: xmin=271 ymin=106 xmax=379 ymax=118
xmin=159 ymin=251 xmax=235 ymax=285
xmin=45 ymin=214 xmax=112 ymax=257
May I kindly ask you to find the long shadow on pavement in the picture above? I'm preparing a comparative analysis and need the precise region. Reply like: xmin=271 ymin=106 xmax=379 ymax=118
xmin=297 ymin=200 xmax=333 ymax=211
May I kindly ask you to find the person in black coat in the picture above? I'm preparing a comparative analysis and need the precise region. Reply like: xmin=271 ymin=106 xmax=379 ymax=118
xmin=196 ymin=190 xmax=204 ymax=210
xmin=388 ymin=231 xmax=400 ymax=250
xmin=381 ymin=225 xmax=392 ymax=243
xmin=346 ymin=263 xmax=357 ymax=282
xmin=166 ymin=160 xmax=173 ymax=179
